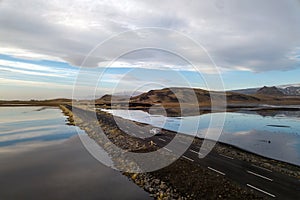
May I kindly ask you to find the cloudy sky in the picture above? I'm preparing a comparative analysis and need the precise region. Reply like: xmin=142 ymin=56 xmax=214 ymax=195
xmin=0 ymin=0 xmax=300 ymax=99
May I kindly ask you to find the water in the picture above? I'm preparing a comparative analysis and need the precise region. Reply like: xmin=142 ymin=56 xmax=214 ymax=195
xmin=0 ymin=107 xmax=151 ymax=200
xmin=102 ymin=109 xmax=300 ymax=166
xmin=0 ymin=106 xmax=84 ymax=148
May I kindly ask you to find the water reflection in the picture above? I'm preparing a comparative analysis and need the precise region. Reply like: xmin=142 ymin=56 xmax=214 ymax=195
xmin=0 ymin=136 xmax=151 ymax=200
xmin=102 ymin=109 xmax=300 ymax=166
xmin=0 ymin=106 xmax=84 ymax=150
xmin=0 ymin=107 xmax=151 ymax=200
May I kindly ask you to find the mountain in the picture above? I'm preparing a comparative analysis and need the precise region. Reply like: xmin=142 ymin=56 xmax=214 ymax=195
xmin=130 ymin=87 xmax=211 ymax=104
xmin=131 ymin=87 xmax=261 ymax=105
xmin=231 ymin=88 xmax=259 ymax=95
xmin=232 ymin=84 xmax=300 ymax=96
xmin=256 ymin=86 xmax=285 ymax=96
xmin=96 ymin=94 xmax=130 ymax=104
xmin=278 ymin=86 xmax=300 ymax=96
xmin=96 ymin=87 xmax=300 ymax=114
xmin=97 ymin=87 xmax=261 ymax=107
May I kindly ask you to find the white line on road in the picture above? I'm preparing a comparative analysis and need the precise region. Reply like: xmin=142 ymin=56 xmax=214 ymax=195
xmin=189 ymin=149 xmax=198 ymax=154
xmin=163 ymin=147 xmax=172 ymax=152
xmin=182 ymin=155 xmax=194 ymax=162
xmin=247 ymin=170 xmax=273 ymax=182
xmin=246 ymin=184 xmax=276 ymax=198
xmin=251 ymin=164 xmax=272 ymax=172
xmin=219 ymin=154 xmax=234 ymax=160
xmin=207 ymin=167 xmax=225 ymax=176
xmin=189 ymin=149 xmax=203 ymax=156
xmin=158 ymin=138 xmax=166 ymax=142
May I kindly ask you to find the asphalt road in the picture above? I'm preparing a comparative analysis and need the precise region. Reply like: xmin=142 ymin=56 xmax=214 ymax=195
xmin=67 ymin=105 xmax=300 ymax=200
xmin=147 ymin=132 xmax=300 ymax=200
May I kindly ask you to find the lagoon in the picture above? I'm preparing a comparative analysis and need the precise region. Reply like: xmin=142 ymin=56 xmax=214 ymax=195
xmin=0 ymin=106 xmax=151 ymax=200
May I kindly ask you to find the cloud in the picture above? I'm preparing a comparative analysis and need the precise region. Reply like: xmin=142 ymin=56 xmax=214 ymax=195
xmin=0 ymin=47 xmax=64 ymax=61
xmin=0 ymin=78 xmax=72 ymax=89
xmin=0 ymin=60 xmax=70 ymax=78
xmin=0 ymin=0 xmax=299 ymax=73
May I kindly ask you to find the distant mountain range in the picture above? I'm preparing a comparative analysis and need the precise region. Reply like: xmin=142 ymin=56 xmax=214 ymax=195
xmin=256 ymin=86 xmax=285 ymax=96
xmin=232 ymin=84 xmax=300 ymax=96
xmin=129 ymin=87 xmax=260 ymax=105
xmin=96 ymin=85 xmax=300 ymax=109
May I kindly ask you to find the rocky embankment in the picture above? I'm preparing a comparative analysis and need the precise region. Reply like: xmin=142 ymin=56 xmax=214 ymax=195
xmin=60 ymin=105 xmax=278 ymax=199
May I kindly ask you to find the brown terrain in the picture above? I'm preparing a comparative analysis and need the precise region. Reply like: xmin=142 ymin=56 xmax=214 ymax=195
xmin=94 ymin=86 xmax=300 ymax=116
xmin=96 ymin=86 xmax=300 ymax=106
xmin=2 ymin=86 xmax=300 ymax=115
xmin=96 ymin=87 xmax=259 ymax=106
xmin=256 ymin=86 xmax=285 ymax=96
xmin=0 ymin=98 xmax=72 ymax=106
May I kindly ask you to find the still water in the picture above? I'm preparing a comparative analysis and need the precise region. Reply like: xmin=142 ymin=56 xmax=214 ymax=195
xmin=0 ymin=107 xmax=151 ymax=200
xmin=102 ymin=109 xmax=300 ymax=166
xmin=0 ymin=106 xmax=84 ymax=148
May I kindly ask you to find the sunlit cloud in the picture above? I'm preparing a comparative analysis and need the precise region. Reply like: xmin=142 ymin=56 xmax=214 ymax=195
xmin=0 ymin=59 xmax=77 ymax=77
xmin=0 ymin=78 xmax=72 ymax=89
xmin=0 ymin=47 xmax=63 ymax=62
xmin=0 ymin=0 xmax=299 ymax=72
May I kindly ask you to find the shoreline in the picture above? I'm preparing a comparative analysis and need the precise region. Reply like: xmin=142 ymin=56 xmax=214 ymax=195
xmin=60 ymin=104 xmax=300 ymax=199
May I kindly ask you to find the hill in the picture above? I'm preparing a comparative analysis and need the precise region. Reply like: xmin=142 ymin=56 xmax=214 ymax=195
xmin=232 ymin=84 xmax=300 ymax=96
xmin=256 ymin=86 xmax=285 ymax=96
xmin=97 ymin=87 xmax=261 ymax=107
xmin=131 ymin=87 xmax=261 ymax=105
xmin=280 ymin=86 xmax=300 ymax=96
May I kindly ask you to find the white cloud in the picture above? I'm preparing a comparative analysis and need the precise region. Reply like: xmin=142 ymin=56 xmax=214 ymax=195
xmin=0 ymin=59 xmax=79 ymax=78
xmin=0 ymin=78 xmax=71 ymax=89
xmin=0 ymin=0 xmax=299 ymax=73
xmin=0 ymin=59 xmax=56 ymax=72
xmin=0 ymin=47 xmax=63 ymax=62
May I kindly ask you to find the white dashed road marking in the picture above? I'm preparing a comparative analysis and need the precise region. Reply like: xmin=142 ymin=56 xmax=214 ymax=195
xmin=163 ymin=147 xmax=172 ymax=152
xmin=189 ymin=149 xmax=198 ymax=154
xmin=246 ymin=184 xmax=276 ymax=198
xmin=182 ymin=155 xmax=194 ymax=162
xmin=247 ymin=170 xmax=273 ymax=182
xmin=189 ymin=149 xmax=203 ymax=156
xmin=207 ymin=167 xmax=225 ymax=176
xmin=219 ymin=154 xmax=234 ymax=160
